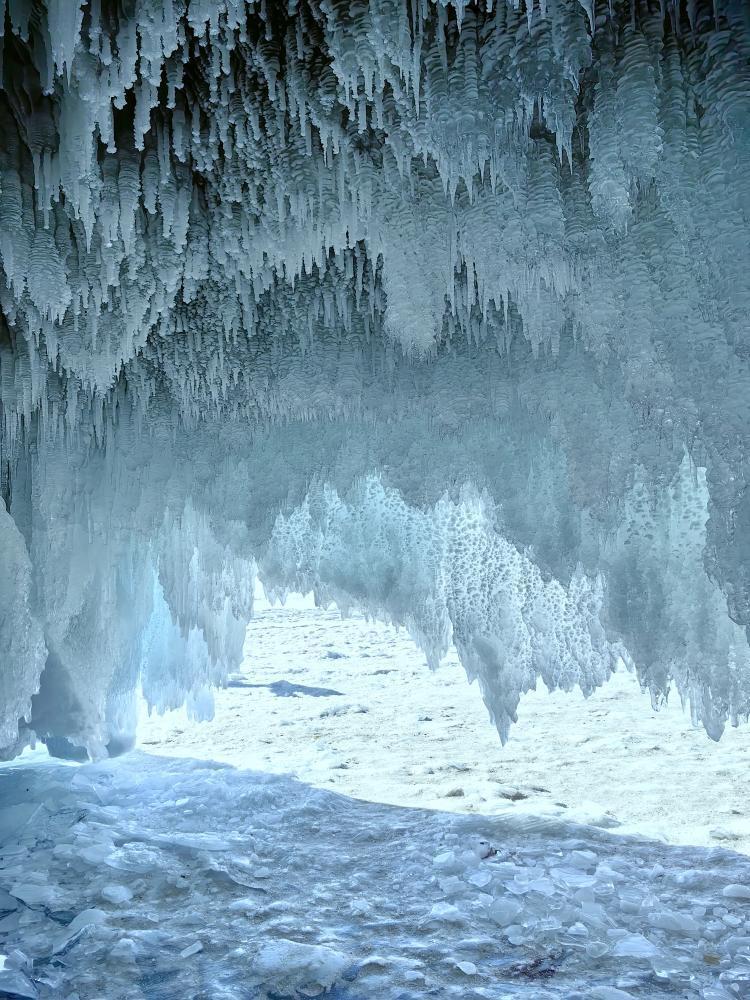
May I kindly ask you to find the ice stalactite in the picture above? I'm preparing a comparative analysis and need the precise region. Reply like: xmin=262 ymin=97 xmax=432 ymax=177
xmin=262 ymin=476 xmax=622 ymax=743
xmin=0 ymin=497 xmax=46 ymax=756
xmin=0 ymin=1 xmax=749 ymax=755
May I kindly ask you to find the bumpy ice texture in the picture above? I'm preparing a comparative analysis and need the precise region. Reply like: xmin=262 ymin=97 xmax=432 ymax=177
xmin=1 ymin=0 xmax=749 ymax=755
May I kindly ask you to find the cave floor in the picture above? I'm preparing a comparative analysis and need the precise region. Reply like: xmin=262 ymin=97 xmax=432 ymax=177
xmin=1 ymin=749 xmax=749 ymax=999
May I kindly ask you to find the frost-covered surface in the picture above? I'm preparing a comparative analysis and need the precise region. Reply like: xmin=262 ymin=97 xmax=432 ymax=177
xmin=1 ymin=749 xmax=750 ymax=999
xmin=0 ymin=503 xmax=46 ymax=757
xmin=139 ymin=594 xmax=750 ymax=854
xmin=2 ymin=1 xmax=750 ymax=753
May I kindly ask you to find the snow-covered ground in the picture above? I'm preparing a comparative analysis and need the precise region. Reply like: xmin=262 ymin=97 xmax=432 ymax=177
xmin=141 ymin=593 xmax=750 ymax=854
xmin=2 ymin=595 xmax=750 ymax=999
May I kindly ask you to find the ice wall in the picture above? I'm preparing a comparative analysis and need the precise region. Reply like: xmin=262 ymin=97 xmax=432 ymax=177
xmin=1 ymin=0 xmax=749 ymax=756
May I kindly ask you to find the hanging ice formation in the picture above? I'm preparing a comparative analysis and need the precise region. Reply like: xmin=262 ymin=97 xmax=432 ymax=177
xmin=1 ymin=0 xmax=749 ymax=759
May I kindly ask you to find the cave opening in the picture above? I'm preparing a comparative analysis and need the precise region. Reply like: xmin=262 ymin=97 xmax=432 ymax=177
xmin=137 ymin=586 xmax=750 ymax=853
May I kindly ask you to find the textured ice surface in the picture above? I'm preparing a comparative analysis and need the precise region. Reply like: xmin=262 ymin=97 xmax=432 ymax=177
xmin=1 ymin=751 xmax=750 ymax=998
xmin=1 ymin=1 xmax=750 ymax=752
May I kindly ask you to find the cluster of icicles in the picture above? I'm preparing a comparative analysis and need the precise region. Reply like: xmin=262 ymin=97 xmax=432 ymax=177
xmin=0 ymin=0 xmax=749 ymax=756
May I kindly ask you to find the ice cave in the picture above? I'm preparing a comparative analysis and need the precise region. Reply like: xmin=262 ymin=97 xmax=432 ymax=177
xmin=1 ymin=0 xmax=750 ymax=997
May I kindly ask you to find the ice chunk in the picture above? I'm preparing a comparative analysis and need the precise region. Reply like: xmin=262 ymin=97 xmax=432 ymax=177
xmin=9 ymin=884 xmax=55 ymax=907
xmin=722 ymin=884 xmax=750 ymax=901
xmin=110 ymin=938 xmax=138 ymax=962
xmin=488 ymin=898 xmax=523 ymax=927
xmin=0 ymin=891 xmax=19 ymax=912
xmin=0 ymin=966 xmax=38 ymax=999
xmin=52 ymin=907 xmax=108 ymax=953
xmin=648 ymin=909 xmax=701 ymax=935
xmin=100 ymin=885 xmax=133 ymax=905
xmin=724 ymin=936 xmax=750 ymax=954
xmin=426 ymin=903 xmax=466 ymax=924
xmin=252 ymin=940 xmax=351 ymax=996
xmin=466 ymin=870 xmax=492 ymax=889
xmin=611 ymin=934 xmax=661 ymax=959
xmin=66 ymin=909 xmax=107 ymax=933
xmin=567 ymin=922 xmax=589 ymax=937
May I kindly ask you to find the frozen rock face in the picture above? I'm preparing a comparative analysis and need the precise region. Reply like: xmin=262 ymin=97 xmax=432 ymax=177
xmin=1 ymin=1 xmax=749 ymax=756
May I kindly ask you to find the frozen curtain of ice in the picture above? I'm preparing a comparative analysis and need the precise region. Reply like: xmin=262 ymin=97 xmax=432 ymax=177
xmin=1 ymin=0 xmax=749 ymax=757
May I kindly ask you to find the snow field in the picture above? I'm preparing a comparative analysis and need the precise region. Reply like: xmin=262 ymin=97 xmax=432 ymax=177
xmin=140 ymin=597 xmax=750 ymax=854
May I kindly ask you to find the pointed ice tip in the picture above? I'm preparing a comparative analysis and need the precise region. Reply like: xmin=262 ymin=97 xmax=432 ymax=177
xmin=577 ymin=0 xmax=595 ymax=33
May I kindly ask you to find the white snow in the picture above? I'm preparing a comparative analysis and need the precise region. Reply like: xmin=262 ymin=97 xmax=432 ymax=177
xmin=139 ymin=593 xmax=750 ymax=855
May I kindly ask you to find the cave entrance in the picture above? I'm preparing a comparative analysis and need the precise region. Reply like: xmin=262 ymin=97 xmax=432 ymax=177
xmin=136 ymin=585 xmax=750 ymax=856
